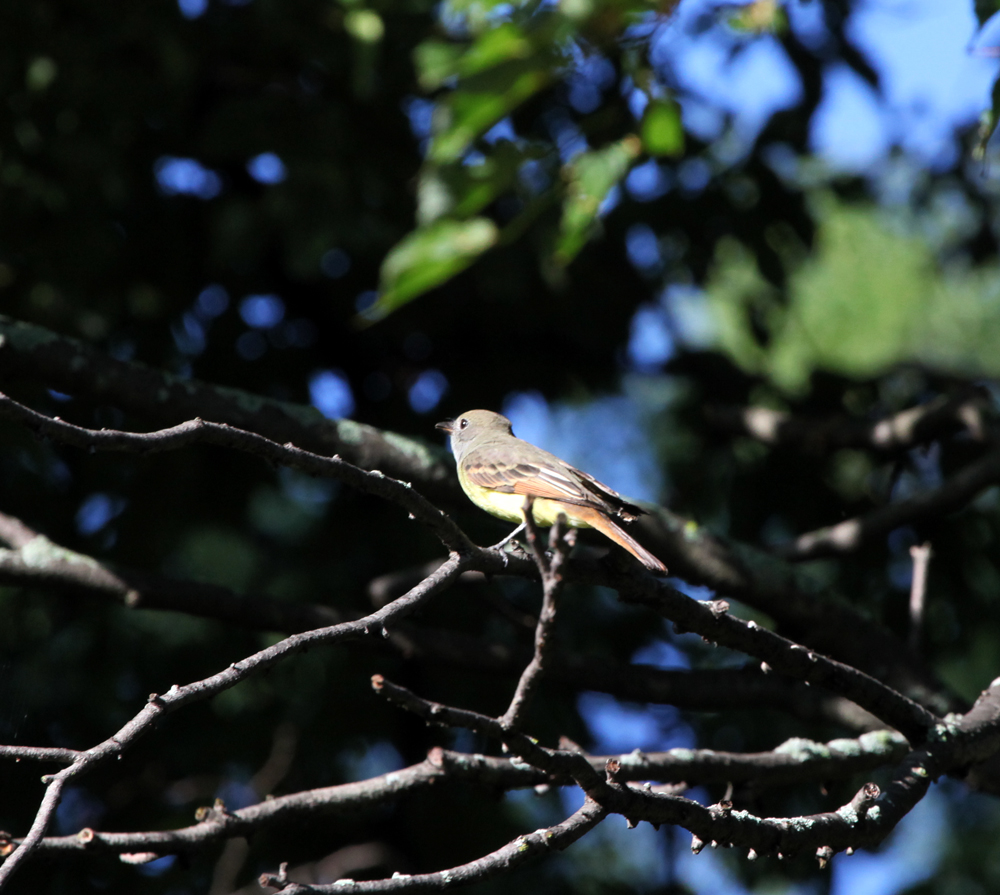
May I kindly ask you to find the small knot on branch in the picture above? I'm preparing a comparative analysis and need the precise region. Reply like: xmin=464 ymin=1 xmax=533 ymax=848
xmin=816 ymin=845 xmax=834 ymax=869
xmin=707 ymin=600 xmax=730 ymax=618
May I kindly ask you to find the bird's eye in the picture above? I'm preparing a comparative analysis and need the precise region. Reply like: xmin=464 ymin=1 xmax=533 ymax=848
xmin=459 ymin=418 xmax=469 ymax=429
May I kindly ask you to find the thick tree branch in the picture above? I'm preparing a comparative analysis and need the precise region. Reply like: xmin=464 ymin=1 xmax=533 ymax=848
xmin=0 ymin=510 xmax=874 ymax=729
xmin=0 ymin=315 xmax=457 ymax=500
xmin=372 ymin=677 xmax=1000 ymax=868
xmin=1 ymin=362 xmax=959 ymax=716
xmin=778 ymin=448 xmax=1000 ymax=561
xmin=4 ymin=729 xmax=906 ymax=862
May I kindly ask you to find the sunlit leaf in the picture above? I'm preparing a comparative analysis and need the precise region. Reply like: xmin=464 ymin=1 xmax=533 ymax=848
xmin=554 ymin=135 xmax=642 ymax=264
xmin=414 ymin=40 xmax=464 ymax=91
xmin=726 ymin=0 xmax=787 ymax=34
xmin=429 ymin=56 xmax=554 ymax=163
xmin=641 ymin=99 xmax=683 ymax=157
xmin=417 ymin=142 xmax=525 ymax=225
xmin=371 ymin=217 xmax=499 ymax=319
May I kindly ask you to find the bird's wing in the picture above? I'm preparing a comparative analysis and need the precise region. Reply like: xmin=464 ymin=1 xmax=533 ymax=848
xmin=462 ymin=442 xmax=644 ymax=520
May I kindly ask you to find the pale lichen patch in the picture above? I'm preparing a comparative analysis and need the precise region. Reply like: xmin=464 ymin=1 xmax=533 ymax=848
xmin=21 ymin=535 xmax=101 ymax=571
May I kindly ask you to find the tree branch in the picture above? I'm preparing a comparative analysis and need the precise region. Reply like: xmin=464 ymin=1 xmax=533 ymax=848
xmin=4 ymin=728 xmax=906 ymax=863
xmin=617 ymin=578 xmax=940 ymax=743
xmin=0 ymin=315 xmax=457 ymax=500
xmin=777 ymin=448 xmax=1000 ymax=561
xmin=259 ymin=799 xmax=608 ymax=894
xmin=500 ymin=506 xmax=574 ymax=731
xmin=636 ymin=503 xmax=961 ymax=715
xmin=0 ymin=556 xmax=466 ymax=887
xmin=0 ymin=391 xmax=475 ymax=556
xmin=705 ymin=391 xmax=990 ymax=455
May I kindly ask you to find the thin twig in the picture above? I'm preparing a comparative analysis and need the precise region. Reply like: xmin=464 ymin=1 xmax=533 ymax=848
xmin=908 ymin=543 xmax=932 ymax=654
xmin=0 ymin=391 xmax=475 ymax=556
xmin=777 ymin=449 xmax=1000 ymax=562
xmin=3 ymin=730 xmax=911 ymax=862
xmin=0 ymin=556 xmax=466 ymax=888
xmin=258 ymin=798 xmax=608 ymax=894
xmin=500 ymin=505 xmax=575 ymax=731
xmin=0 ymin=315 xmax=457 ymax=500
xmin=618 ymin=578 xmax=940 ymax=743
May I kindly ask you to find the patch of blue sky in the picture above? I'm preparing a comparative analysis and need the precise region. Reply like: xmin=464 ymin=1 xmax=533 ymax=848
xmin=598 ymin=183 xmax=621 ymax=216
xmin=545 ymin=108 xmax=588 ymax=161
xmin=831 ymin=783 xmax=946 ymax=895
xmin=402 ymin=96 xmax=434 ymax=138
xmin=178 ymin=0 xmax=207 ymax=18
xmin=172 ymin=311 xmax=206 ymax=355
xmin=279 ymin=467 xmax=338 ymax=511
xmin=501 ymin=391 xmax=663 ymax=503
xmin=649 ymin=3 xmax=802 ymax=145
xmin=310 ymin=369 xmax=355 ymax=419
xmin=483 ymin=117 xmax=517 ymax=143
xmin=76 ymin=493 xmax=127 ymax=536
xmin=154 ymin=156 xmax=222 ymax=199
xmin=138 ymin=855 xmax=178 ymax=876
xmin=195 ymin=284 xmax=229 ymax=318
xmin=626 ymin=159 xmax=673 ymax=202
xmin=557 ymin=786 xmax=672 ymax=889
xmin=627 ymin=303 xmax=675 ymax=371
xmin=239 ymin=294 xmax=285 ymax=329
xmin=246 ymin=151 xmax=287 ymax=184
xmin=632 ymin=638 xmax=691 ymax=671
xmin=408 ymin=369 xmax=449 ymax=414
xmin=339 ymin=740 xmax=404 ymax=783
xmin=848 ymin=0 xmax=999 ymax=169
xmin=663 ymin=283 xmax=715 ymax=350
xmin=578 ymin=691 xmax=694 ymax=755
xmin=810 ymin=64 xmax=890 ymax=172
xmin=56 ymin=787 xmax=105 ymax=834
xmin=646 ymin=0 xmax=997 ymax=175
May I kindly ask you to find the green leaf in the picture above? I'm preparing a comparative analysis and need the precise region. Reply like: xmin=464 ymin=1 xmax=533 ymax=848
xmin=414 ymin=40 xmax=465 ymax=91
xmin=640 ymin=99 xmax=683 ymax=157
xmin=554 ymin=135 xmax=641 ymax=265
xmin=975 ymin=0 xmax=1000 ymax=26
xmin=417 ymin=142 xmax=525 ymax=225
xmin=428 ymin=56 xmax=553 ymax=163
xmin=370 ymin=217 xmax=499 ymax=320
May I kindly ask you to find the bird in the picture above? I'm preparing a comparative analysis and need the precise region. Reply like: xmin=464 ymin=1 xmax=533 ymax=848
xmin=436 ymin=409 xmax=667 ymax=573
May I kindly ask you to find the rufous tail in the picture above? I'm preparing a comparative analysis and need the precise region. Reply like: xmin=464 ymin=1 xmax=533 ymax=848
xmin=572 ymin=505 xmax=668 ymax=573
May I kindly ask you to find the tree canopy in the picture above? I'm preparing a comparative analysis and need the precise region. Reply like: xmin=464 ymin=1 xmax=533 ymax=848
xmin=4 ymin=0 xmax=1000 ymax=893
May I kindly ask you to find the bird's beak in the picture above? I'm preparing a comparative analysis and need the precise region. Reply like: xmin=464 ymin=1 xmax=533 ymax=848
xmin=435 ymin=419 xmax=454 ymax=434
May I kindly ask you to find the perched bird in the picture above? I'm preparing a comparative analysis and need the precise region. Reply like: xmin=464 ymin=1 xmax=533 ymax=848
xmin=436 ymin=409 xmax=667 ymax=573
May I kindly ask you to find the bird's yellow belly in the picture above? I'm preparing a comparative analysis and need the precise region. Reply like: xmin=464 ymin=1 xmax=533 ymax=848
xmin=457 ymin=475 xmax=593 ymax=529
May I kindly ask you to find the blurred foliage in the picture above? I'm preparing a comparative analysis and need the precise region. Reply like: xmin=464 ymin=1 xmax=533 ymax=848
xmin=706 ymin=196 xmax=1000 ymax=392
xmin=3 ymin=0 xmax=1000 ymax=893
